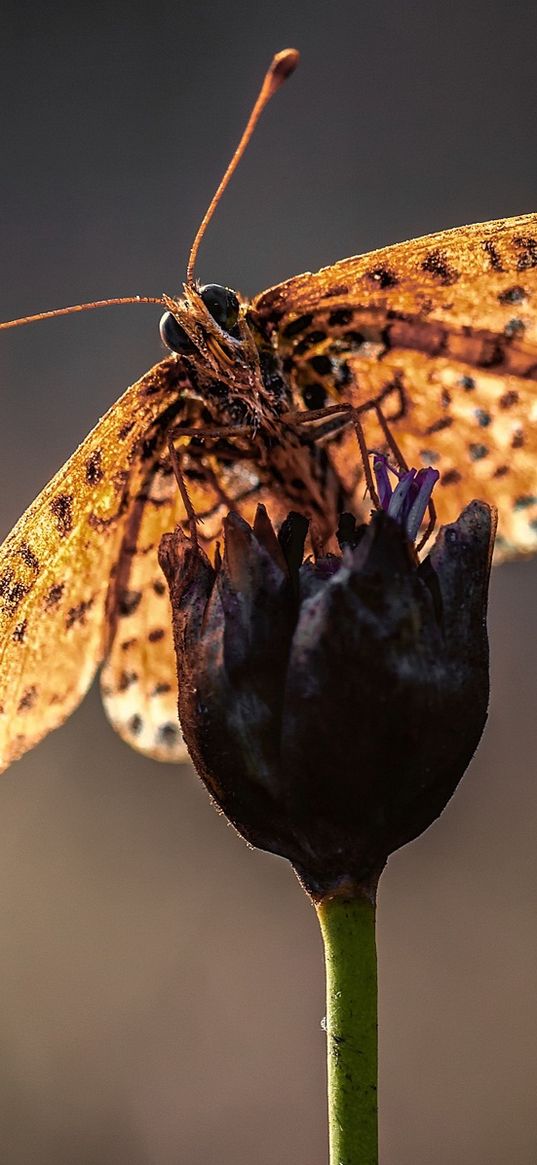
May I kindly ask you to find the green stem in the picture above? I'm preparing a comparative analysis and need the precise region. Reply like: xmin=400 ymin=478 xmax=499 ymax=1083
xmin=316 ymin=890 xmax=378 ymax=1165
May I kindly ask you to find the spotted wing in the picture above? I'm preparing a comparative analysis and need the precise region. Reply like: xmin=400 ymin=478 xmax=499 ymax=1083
xmin=100 ymin=444 xmax=269 ymax=761
xmin=0 ymin=355 xmax=186 ymax=774
xmin=254 ymin=213 xmax=537 ymax=560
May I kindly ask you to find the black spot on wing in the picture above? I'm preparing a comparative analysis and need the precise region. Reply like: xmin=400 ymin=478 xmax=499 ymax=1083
xmin=50 ymin=494 xmax=73 ymax=537
xmin=499 ymin=390 xmax=519 ymax=409
xmin=309 ymin=354 xmax=333 ymax=376
xmin=513 ymin=236 xmax=537 ymax=270
xmin=441 ymin=469 xmax=462 ymax=485
xmin=12 ymin=619 xmax=27 ymax=643
xmin=293 ymin=330 xmax=328 ymax=356
xmin=366 ymin=266 xmax=398 ymax=288
xmin=158 ymin=722 xmax=181 ymax=748
xmin=283 ymin=314 xmax=313 ymax=339
xmin=504 ymin=318 xmax=525 ymax=338
xmin=44 ymin=582 xmax=65 ymax=610
xmin=322 ymin=283 xmax=349 ymax=298
xmin=85 ymin=450 xmax=104 ymax=485
xmin=18 ymin=543 xmax=40 ymax=572
xmin=18 ymin=686 xmax=38 ymax=712
xmin=65 ymin=598 xmax=94 ymax=630
xmin=514 ymin=495 xmax=537 ymax=510
xmin=482 ymin=239 xmax=504 ymax=271
xmin=421 ymin=249 xmax=459 ymax=285
xmin=302 ymin=384 xmax=328 ymax=410
xmin=148 ymin=628 xmax=165 ymax=642
xmin=498 ymin=284 xmax=527 ymax=304
xmin=0 ymin=572 xmax=28 ymax=615
xmin=328 ymin=308 xmax=352 ymax=327
xmin=118 ymin=589 xmax=142 ymax=617
xmin=425 ymin=417 xmax=453 ymax=436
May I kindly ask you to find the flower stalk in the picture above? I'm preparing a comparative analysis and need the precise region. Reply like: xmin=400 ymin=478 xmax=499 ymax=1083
xmin=317 ymin=889 xmax=379 ymax=1165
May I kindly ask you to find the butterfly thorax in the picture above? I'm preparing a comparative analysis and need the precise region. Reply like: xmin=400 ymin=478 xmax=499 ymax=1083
xmin=160 ymin=283 xmax=347 ymax=540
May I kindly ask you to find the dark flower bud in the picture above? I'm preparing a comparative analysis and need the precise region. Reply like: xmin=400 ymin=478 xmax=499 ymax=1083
xmin=158 ymin=499 xmax=495 ymax=898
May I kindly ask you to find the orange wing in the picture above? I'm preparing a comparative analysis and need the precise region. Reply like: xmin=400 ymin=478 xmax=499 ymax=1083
xmin=0 ymin=355 xmax=186 ymax=773
xmin=255 ymin=213 xmax=537 ymax=560
xmin=99 ymin=456 xmax=188 ymax=764
xmin=100 ymin=436 xmax=273 ymax=761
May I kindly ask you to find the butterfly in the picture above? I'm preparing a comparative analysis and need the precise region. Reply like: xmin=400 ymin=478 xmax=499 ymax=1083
xmin=0 ymin=48 xmax=536 ymax=776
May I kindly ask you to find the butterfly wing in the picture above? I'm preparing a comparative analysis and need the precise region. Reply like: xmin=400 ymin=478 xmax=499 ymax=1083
xmin=254 ymin=213 xmax=537 ymax=559
xmin=0 ymin=355 xmax=186 ymax=773
xmin=99 ymin=438 xmax=273 ymax=761
xmin=99 ymin=454 xmax=187 ymax=764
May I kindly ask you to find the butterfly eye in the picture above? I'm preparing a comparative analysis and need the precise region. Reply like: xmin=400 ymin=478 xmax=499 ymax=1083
xmin=200 ymin=284 xmax=240 ymax=332
xmin=159 ymin=312 xmax=194 ymax=353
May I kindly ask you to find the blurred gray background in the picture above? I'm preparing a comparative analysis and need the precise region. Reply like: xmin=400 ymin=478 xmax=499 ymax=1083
xmin=1 ymin=2 xmax=536 ymax=1161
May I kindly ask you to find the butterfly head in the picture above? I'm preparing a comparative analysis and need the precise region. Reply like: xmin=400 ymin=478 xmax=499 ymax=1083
xmin=159 ymin=282 xmax=281 ymax=426
xmin=160 ymin=283 xmax=244 ymax=356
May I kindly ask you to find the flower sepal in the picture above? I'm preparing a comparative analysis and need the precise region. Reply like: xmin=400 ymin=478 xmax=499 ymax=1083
xmin=159 ymin=497 xmax=496 ymax=899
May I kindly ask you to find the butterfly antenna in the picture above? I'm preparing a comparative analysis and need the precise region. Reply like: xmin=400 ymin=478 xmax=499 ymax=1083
xmin=186 ymin=47 xmax=300 ymax=287
xmin=0 ymin=295 xmax=165 ymax=331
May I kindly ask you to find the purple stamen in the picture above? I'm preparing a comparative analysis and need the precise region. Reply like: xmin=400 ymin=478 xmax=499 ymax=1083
xmin=373 ymin=453 xmax=439 ymax=542
xmin=372 ymin=453 xmax=394 ymax=509
xmin=405 ymin=467 xmax=440 ymax=541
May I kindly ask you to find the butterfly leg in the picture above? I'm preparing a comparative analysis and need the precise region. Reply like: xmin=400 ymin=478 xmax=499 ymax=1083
xmin=283 ymin=400 xmax=437 ymax=546
xmin=167 ymin=437 xmax=200 ymax=546
xmin=374 ymin=404 xmax=410 ymax=472
xmin=167 ymin=423 xmax=257 ymax=541
xmin=352 ymin=410 xmax=381 ymax=509
xmin=374 ymin=404 xmax=437 ymax=550
xmin=281 ymin=403 xmax=355 ymax=427
xmin=281 ymin=404 xmax=381 ymax=508
xmin=203 ymin=459 xmax=241 ymax=515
